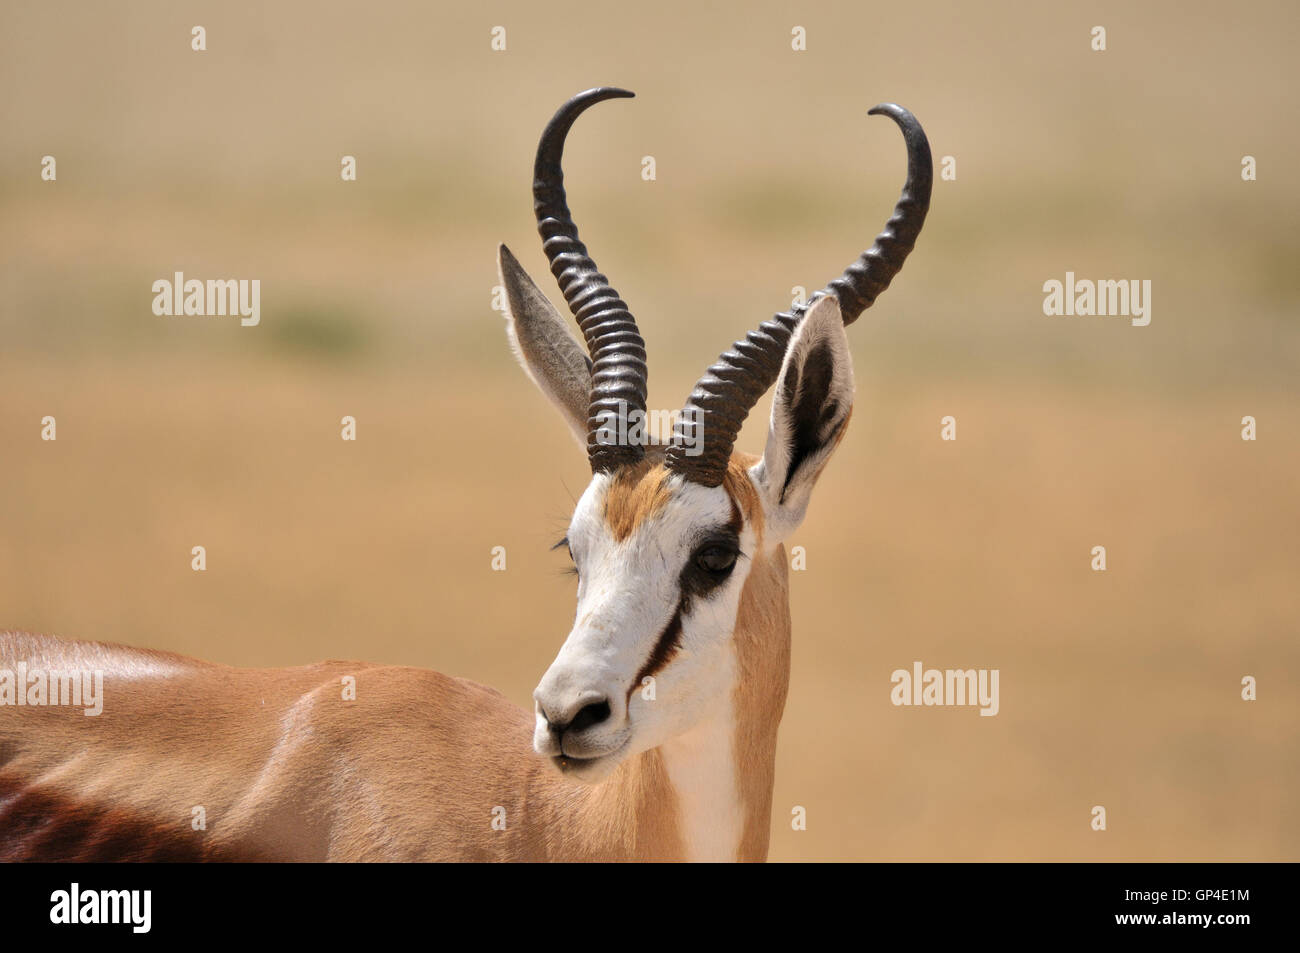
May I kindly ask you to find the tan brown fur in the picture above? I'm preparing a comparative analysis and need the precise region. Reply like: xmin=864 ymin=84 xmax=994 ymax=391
xmin=0 ymin=625 xmax=724 ymax=861
xmin=0 ymin=630 xmax=690 ymax=861
xmin=722 ymin=452 xmax=791 ymax=861
xmin=602 ymin=455 xmax=676 ymax=543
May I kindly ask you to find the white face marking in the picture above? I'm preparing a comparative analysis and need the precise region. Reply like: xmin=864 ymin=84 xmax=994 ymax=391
xmin=531 ymin=468 xmax=758 ymax=787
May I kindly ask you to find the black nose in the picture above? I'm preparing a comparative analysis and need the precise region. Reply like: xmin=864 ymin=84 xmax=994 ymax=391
xmin=549 ymin=697 xmax=611 ymax=735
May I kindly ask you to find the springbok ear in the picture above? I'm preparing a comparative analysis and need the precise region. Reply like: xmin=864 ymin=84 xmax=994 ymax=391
xmin=497 ymin=244 xmax=592 ymax=449
xmin=749 ymin=295 xmax=855 ymax=542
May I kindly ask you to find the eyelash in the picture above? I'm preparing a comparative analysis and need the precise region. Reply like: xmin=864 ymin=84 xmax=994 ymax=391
xmin=553 ymin=536 xmax=578 ymax=577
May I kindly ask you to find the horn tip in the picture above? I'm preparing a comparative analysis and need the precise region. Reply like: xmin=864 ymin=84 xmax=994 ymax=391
xmin=585 ymin=85 xmax=634 ymax=101
xmin=868 ymin=102 xmax=907 ymax=119
xmin=580 ymin=86 xmax=636 ymax=101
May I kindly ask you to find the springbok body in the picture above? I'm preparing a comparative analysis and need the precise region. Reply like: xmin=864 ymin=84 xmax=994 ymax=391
xmin=0 ymin=88 xmax=930 ymax=862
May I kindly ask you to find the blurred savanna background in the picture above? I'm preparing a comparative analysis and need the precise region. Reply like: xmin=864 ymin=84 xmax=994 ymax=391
xmin=1 ymin=1 xmax=1297 ymax=860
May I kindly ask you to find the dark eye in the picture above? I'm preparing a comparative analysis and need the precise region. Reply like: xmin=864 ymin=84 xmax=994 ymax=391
xmin=694 ymin=544 xmax=738 ymax=576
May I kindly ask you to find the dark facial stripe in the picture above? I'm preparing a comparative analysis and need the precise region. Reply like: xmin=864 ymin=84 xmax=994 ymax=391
xmin=628 ymin=600 xmax=684 ymax=704
xmin=623 ymin=489 xmax=747 ymax=708
xmin=625 ymin=497 xmax=746 ymax=705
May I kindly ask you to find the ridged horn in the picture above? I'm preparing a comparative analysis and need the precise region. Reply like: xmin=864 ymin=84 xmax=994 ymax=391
xmin=664 ymin=103 xmax=932 ymax=487
xmin=533 ymin=87 xmax=647 ymax=473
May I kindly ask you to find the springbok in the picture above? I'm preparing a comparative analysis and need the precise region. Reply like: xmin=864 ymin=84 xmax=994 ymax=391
xmin=0 ymin=88 xmax=930 ymax=862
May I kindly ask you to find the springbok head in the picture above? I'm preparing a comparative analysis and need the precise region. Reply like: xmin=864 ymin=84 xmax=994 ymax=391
xmin=499 ymin=88 xmax=931 ymax=782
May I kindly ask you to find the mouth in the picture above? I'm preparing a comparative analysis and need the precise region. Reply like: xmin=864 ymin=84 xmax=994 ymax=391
xmin=552 ymin=753 xmax=599 ymax=771
xmin=551 ymin=737 xmax=630 ymax=777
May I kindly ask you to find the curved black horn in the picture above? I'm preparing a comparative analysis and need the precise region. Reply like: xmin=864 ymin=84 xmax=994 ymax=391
xmin=665 ymin=103 xmax=932 ymax=487
xmin=534 ymin=87 xmax=647 ymax=473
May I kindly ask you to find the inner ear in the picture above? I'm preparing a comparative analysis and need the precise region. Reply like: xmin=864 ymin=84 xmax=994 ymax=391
xmin=751 ymin=295 xmax=854 ymax=538
xmin=780 ymin=338 xmax=844 ymax=503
